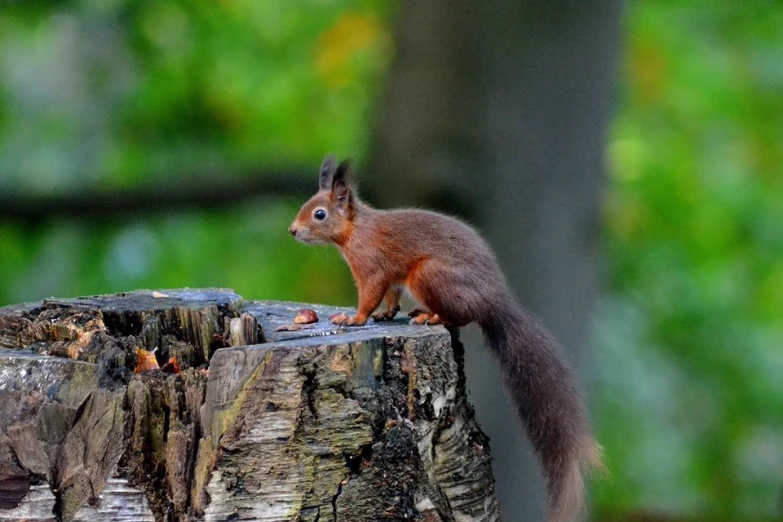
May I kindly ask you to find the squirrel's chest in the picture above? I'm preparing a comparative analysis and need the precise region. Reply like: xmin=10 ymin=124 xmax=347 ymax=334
xmin=338 ymin=241 xmax=413 ymax=284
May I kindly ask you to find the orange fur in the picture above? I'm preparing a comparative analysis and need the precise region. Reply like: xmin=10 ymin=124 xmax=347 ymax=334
xmin=290 ymin=156 xmax=603 ymax=521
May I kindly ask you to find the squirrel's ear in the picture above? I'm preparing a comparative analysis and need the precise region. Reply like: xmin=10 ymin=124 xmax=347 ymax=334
xmin=319 ymin=155 xmax=337 ymax=191
xmin=333 ymin=159 xmax=353 ymax=186
xmin=331 ymin=159 xmax=353 ymax=213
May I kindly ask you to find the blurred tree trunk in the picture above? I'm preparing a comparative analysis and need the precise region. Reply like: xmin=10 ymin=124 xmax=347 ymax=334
xmin=367 ymin=0 xmax=623 ymax=518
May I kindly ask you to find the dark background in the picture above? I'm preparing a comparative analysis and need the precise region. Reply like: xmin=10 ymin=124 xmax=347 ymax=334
xmin=1 ymin=2 xmax=782 ymax=521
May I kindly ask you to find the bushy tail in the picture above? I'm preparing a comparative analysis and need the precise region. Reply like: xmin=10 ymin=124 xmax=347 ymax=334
xmin=479 ymin=296 xmax=603 ymax=522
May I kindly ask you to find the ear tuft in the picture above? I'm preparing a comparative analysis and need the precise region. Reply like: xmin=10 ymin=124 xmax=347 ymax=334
xmin=331 ymin=159 xmax=354 ymax=213
xmin=319 ymin=155 xmax=337 ymax=190
xmin=333 ymin=159 xmax=353 ymax=186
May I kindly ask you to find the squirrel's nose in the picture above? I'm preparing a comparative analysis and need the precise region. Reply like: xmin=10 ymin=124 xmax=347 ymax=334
xmin=289 ymin=225 xmax=298 ymax=237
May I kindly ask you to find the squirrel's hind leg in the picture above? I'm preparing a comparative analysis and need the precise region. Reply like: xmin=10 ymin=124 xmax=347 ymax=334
xmin=409 ymin=312 xmax=449 ymax=326
xmin=407 ymin=307 xmax=430 ymax=318
xmin=405 ymin=260 xmax=474 ymax=327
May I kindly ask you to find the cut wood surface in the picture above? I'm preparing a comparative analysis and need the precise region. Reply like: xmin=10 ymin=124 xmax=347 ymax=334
xmin=0 ymin=289 xmax=500 ymax=522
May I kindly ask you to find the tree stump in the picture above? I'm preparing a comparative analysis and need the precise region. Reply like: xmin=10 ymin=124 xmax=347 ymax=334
xmin=0 ymin=289 xmax=501 ymax=522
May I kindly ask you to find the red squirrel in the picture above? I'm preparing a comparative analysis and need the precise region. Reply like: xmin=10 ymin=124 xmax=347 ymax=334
xmin=289 ymin=156 xmax=603 ymax=522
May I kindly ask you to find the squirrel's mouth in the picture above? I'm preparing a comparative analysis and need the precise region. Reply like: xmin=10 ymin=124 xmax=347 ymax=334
xmin=293 ymin=233 xmax=328 ymax=245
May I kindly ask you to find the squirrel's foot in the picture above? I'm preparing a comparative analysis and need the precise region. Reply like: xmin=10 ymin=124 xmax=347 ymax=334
xmin=372 ymin=307 xmax=399 ymax=322
xmin=330 ymin=312 xmax=368 ymax=326
xmin=409 ymin=313 xmax=446 ymax=326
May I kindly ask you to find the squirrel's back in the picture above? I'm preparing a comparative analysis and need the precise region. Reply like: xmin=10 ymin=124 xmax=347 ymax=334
xmin=355 ymin=208 xmax=503 ymax=285
xmin=349 ymin=207 xmax=507 ymax=324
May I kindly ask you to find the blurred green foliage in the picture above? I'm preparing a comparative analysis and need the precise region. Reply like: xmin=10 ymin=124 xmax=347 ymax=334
xmin=0 ymin=0 xmax=393 ymax=306
xmin=595 ymin=2 xmax=783 ymax=521
xmin=0 ymin=0 xmax=392 ymax=192
xmin=1 ymin=1 xmax=782 ymax=521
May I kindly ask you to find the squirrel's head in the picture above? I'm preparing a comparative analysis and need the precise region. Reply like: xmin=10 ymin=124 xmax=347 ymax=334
xmin=289 ymin=155 xmax=355 ymax=245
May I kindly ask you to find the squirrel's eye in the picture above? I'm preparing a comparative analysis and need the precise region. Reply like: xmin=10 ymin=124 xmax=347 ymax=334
xmin=314 ymin=209 xmax=327 ymax=221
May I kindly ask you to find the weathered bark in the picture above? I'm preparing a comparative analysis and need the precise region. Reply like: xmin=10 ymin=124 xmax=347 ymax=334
xmin=0 ymin=290 xmax=499 ymax=522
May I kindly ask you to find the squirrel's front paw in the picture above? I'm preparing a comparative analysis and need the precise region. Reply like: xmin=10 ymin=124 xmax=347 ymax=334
xmin=372 ymin=308 xmax=399 ymax=322
xmin=347 ymin=314 xmax=368 ymax=326
xmin=330 ymin=313 xmax=367 ymax=326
